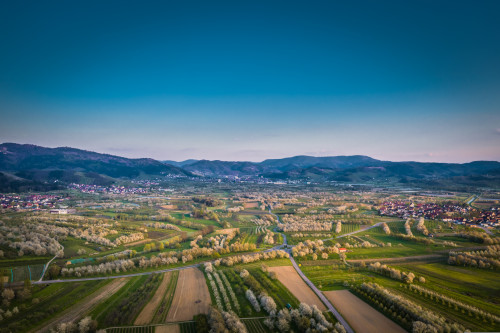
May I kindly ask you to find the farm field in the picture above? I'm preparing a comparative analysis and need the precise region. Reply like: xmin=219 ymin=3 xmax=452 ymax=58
xmin=166 ymin=267 xmax=211 ymax=322
xmin=324 ymin=290 xmax=406 ymax=333
xmin=93 ymin=274 xmax=163 ymax=328
xmin=267 ymin=266 xmax=326 ymax=310
xmin=35 ymin=279 xmax=128 ymax=332
xmin=155 ymin=324 xmax=180 ymax=333
xmin=242 ymin=318 xmax=271 ymax=333
xmin=135 ymin=272 xmax=173 ymax=325
xmin=1 ymin=183 xmax=499 ymax=333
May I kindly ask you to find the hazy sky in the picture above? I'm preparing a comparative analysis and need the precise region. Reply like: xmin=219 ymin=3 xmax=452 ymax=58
xmin=1 ymin=1 xmax=499 ymax=162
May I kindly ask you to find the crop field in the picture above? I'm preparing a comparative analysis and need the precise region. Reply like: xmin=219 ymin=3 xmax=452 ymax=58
xmin=152 ymin=271 xmax=179 ymax=323
xmin=336 ymin=223 xmax=361 ymax=236
xmin=243 ymin=318 xmax=270 ymax=333
xmin=2 ymin=279 xmax=112 ymax=332
xmin=91 ymin=276 xmax=143 ymax=326
xmin=178 ymin=322 xmax=196 ymax=333
xmin=249 ymin=267 xmax=300 ymax=309
xmin=268 ymin=266 xmax=326 ymax=310
xmin=166 ymin=267 xmax=211 ymax=322
xmin=61 ymin=236 xmax=98 ymax=257
xmin=156 ymin=324 xmax=180 ymax=333
xmin=94 ymin=275 xmax=162 ymax=328
xmin=107 ymin=326 xmax=157 ymax=333
xmin=6 ymin=263 xmax=46 ymax=282
xmin=324 ymin=290 xmax=406 ymax=333
xmin=302 ymin=259 xmax=500 ymax=332
xmin=2 ymin=185 xmax=499 ymax=333
xmin=37 ymin=278 xmax=129 ymax=332
xmin=135 ymin=272 xmax=172 ymax=325
xmin=300 ymin=264 xmax=386 ymax=291
xmin=393 ymin=262 xmax=500 ymax=315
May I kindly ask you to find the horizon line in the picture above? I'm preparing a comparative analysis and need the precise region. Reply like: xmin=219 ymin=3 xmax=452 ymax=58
xmin=2 ymin=142 xmax=500 ymax=164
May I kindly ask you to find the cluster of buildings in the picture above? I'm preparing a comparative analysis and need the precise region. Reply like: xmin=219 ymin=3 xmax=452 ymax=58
xmin=379 ymin=201 xmax=499 ymax=228
xmin=68 ymin=183 xmax=149 ymax=194
xmin=0 ymin=194 xmax=68 ymax=210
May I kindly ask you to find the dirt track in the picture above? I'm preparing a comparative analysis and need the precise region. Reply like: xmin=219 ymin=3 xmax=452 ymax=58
xmin=35 ymin=278 xmax=128 ymax=332
xmin=324 ymin=290 xmax=405 ymax=333
xmin=135 ymin=272 xmax=172 ymax=325
xmin=268 ymin=266 xmax=326 ymax=310
xmin=166 ymin=267 xmax=211 ymax=322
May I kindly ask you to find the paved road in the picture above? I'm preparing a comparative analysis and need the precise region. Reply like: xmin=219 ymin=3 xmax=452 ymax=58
xmin=269 ymin=208 xmax=353 ymax=333
xmin=269 ymin=208 xmax=288 ymax=246
xmin=288 ymin=251 xmax=354 ymax=333
xmin=466 ymin=194 xmax=479 ymax=206
xmin=479 ymin=226 xmax=494 ymax=236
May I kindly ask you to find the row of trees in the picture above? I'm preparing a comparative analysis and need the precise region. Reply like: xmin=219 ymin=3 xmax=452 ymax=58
xmin=263 ymin=230 xmax=275 ymax=245
xmin=218 ymin=271 xmax=240 ymax=314
xmin=145 ymin=222 xmax=181 ymax=231
xmin=290 ymin=232 xmax=331 ymax=239
xmin=216 ymin=250 xmax=288 ymax=267
xmin=50 ymin=316 xmax=99 ymax=333
xmin=207 ymin=307 xmax=247 ymax=333
xmin=407 ymin=284 xmax=500 ymax=324
xmin=292 ymin=240 xmax=340 ymax=259
xmin=238 ymin=268 xmax=343 ymax=332
xmin=415 ymin=217 xmax=429 ymax=236
xmin=448 ymin=248 xmax=500 ymax=269
xmin=405 ymin=219 xmax=414 ymax=237
xmin=335 ymin=221 xmax=342 ymax=234
xmin=355 ymin=282 xmax=465 ymax=333
xmin=368 ymin=262 xmax=419 ymax=283
xmin=114 ymin=232 xmax=144 ymax=245
xmin=61 ymin=246 xmax=283 ymax=277
xmin=457 ymin=232 xmax=500 ymax=245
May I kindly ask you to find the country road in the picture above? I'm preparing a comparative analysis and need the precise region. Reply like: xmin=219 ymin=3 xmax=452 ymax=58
xmin=288 ymin=251 xmax=354 ymax=333
xmin=270 ymin=208 xmax=354 ymax=333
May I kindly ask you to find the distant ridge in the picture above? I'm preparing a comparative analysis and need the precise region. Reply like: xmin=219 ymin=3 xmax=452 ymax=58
xmin=0 ymin=143 xmax=191 ymax=191
xmin=1 ymin=142 xmax=500 ymax=191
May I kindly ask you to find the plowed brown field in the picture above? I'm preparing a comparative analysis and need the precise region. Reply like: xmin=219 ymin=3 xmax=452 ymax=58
xmin=324 ymin=290 xmax=405 ymax=333
xmin=135 ymin=272 xmax=173 ymax=325
xmin=166 ymin=268 xmax=211 ymax=322
xmin=268 ymin=266 xmax=326 ymax=310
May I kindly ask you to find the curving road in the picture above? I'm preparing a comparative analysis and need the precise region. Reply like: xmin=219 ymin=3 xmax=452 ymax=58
xmin=270 ymin=208 xmax=354 ymax=333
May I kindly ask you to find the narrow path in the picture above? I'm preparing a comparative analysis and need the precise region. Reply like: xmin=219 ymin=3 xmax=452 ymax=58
xmin=39 ymin=244 xmax=64 ymax=282
xmin=479 ymin=226 xmax=494 ymax=236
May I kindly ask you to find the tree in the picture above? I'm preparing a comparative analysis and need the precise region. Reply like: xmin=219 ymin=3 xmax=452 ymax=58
xmin=48 ymin=265 xmax=62 ymax=279
xmin=194 ymin=314 xmax=209 ymax=333
xmin=2 ymin=288 xmax=15 ymax=301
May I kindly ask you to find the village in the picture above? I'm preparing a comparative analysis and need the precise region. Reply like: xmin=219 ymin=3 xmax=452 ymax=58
xmin=379 ymin=200 xmax=499 ymax=229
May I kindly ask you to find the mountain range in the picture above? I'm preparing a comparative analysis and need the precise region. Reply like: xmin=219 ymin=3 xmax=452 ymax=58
xmin=1 ymin=143 xmax=499 ymax=191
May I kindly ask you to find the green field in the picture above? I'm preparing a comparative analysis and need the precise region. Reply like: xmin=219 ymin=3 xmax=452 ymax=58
xmin=3 ymin=279 xmax=111 ymax=332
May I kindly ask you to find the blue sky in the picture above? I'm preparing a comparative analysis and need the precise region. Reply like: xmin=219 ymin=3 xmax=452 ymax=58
xmin=1 ymin=0 xmax=499 ymax=162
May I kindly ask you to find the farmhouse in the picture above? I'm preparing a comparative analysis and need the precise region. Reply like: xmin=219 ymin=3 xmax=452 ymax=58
xmin=339 ymin=248 xmax=347 ymax=253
